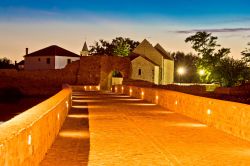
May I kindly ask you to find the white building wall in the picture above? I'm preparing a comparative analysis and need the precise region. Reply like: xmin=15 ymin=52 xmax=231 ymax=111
xmin=162 ymin=59 xmax=174 ymax=84
xmin=112 ymin=77 xmax=123 ymax=85
xmin=55 ymin=56 xmax=80 ymax=69
xmin=131 ymin=56 xmax=157 ymax=83
xmin=24 ymin=56 xmax=55 ymax=70
xmin=154 ymin=66 xmax=160 ymax=85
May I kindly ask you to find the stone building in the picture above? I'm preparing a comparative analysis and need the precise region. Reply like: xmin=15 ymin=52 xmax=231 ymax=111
xmin=24 ymin=45 xmax=80 ymax=70
xmin=130 ymin=39 xmax=174 ymax=85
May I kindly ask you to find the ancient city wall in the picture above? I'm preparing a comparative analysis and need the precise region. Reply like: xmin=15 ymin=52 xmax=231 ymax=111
xmin=0 ymin=86 xmax=72 ymax=166
xmin=0 ymin=56 xmax=131 ymax=95
xmin=113 ymin=85 xmax=250 ymax=142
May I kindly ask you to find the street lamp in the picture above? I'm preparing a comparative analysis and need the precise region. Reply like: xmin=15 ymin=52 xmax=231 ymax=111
xmin=177 ymin=67 xmax=186 ymax=84
xmin=199 ymin=69 xmax=205 ymax=76
xmin=198 ymin=69 xmax=205 ymax=83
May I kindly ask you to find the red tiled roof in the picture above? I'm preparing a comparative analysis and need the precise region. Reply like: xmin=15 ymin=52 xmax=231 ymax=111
xmin=24 ymin=45 xmax=80 ymax=57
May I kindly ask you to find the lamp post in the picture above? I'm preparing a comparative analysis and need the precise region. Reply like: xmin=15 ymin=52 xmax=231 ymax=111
xmin=199 ymin=69 xmax=205 ymax=76
xmin=177 ymin=67 xmax=185 ymax=84
xmin=198 ymin=69 xmax=205 ymax=83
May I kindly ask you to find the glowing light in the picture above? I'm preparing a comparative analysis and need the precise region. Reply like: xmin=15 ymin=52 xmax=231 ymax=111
xmin=72 ymin=105 xmax=103 ymax=109
xmin=68 ymin=114 xmax=88 ymax=119
xmin=66 ymin=101 xmax=69 ymax=108
xmin=122 ymin=86 xmax=124 ymax=90
xmin=177 ymin=67 xmax=186 ymax=75
xmin=169 ymin=123 xmax=207 ymax=128
xmin=59 ymin=131 xmax=89 ymax=139
xmin=207 ymin=109 xmax=212 ymax=115
xmin=141 ymin=91 xmax=144 ymax=96
xmin=84 ymin=86 xmax=86 ymax=90
xmin=129 ymin=89 xmax=133 ymax=96
xmin=97 ymin=86 xmax=100 ymax=90
xmin=57 ymin=113 xmax=60 ymax=120
xmin=199 ymin=69 xmax=205 ymax=76
xmin=28 ymin=134 xmax=32 ymax=145
xmin=155 ymin=95 xmax=159 ymax=104
xmin=126 ymin=103 xmax=156 ymax=106
xmin=89 ymin=86 xmax=92 ymax=90
xmin=175 ymin=100 xmax=178 ymax=105
xmin=115 ymin=87 xmax=117 ymax=92
xmin=111 ymin=87 xmax=113 ymax=91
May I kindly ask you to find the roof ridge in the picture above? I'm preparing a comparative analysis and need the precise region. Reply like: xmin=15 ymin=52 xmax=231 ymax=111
xmin=154 ymin=44 xmax=173 ymax=60
xmin=24 ymin=45 xmax=80 ymax=57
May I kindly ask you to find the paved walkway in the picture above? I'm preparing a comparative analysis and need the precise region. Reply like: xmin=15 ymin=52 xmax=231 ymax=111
xmin=41 ymin=91 xmax=250 ymax=165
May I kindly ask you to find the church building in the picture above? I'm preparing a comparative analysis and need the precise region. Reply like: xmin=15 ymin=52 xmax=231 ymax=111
xmin=130 ymin=39 xmax=174 ymax=85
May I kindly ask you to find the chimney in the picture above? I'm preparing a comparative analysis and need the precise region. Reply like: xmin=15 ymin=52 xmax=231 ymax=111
xmin=26 ymin=48 xmax=29 ymax=55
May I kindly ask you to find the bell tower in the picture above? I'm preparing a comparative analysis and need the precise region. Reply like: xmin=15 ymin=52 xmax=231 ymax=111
xmin=80 ymin=41 xmax=89 ymax=56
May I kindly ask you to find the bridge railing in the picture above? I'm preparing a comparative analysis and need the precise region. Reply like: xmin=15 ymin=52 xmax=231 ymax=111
xmin=0 ymin=85 xmax=72 ymax=166
xmin=113 ymin=85 xmax=250 ymax=142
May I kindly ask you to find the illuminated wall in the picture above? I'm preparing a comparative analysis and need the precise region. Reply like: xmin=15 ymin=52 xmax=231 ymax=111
xmin=0 ymin=86 xmax=72 ymax=165
xmin=113 ymin=85 xmax=250 ymax=142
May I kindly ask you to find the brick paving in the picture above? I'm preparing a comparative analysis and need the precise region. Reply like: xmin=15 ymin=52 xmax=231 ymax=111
xmin=41 ymin=91 xmax=250 ymax=165
xmin=40 ymin=91 xmax=90 ymax=166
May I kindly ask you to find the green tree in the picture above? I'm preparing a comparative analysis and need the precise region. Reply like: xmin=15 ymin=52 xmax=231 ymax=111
xmin=185 ymin=32 xmax=230 ymax=84
xmin=241 ymin=42 xmax=250 ymax=62
xmin=172 ymin=51 xmax=200 ymax=83
xmin=0 ymin=57 xmax=14 ymax=69
xmin=214 ymin=57 xmax=248 ymax=87
xmin=89 ymin=37 xmax=139 ymax=56
xmin=113 ymin=40 xmax=130 ymax=57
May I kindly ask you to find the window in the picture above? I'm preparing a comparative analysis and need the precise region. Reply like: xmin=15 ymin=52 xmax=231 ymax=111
xmin=38 ymin=58 xmax=41 ymax=62
xmin=67 ymin=59 xmax=71 ymax=64
xmin=138 ymin=69 xmax=141 ymax=75
xmin=46 ymin=58 xmax=50 ymax=64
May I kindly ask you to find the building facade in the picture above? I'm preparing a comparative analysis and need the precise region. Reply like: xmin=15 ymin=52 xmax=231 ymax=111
xmin=131 ymin=39 xmax=174 ymax=85
xmin=24 ymin=45 xmax=80 ymax=70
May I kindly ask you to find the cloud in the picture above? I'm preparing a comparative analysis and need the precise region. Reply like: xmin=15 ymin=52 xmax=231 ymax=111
xmin=174 ymin=28 xmax=250 ymax=34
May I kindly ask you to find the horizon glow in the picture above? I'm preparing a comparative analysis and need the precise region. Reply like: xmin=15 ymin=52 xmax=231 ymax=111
xmin=1 ymin=0 xmax=250 ymax=61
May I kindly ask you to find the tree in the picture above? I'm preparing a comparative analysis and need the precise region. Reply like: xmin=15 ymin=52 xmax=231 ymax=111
xmin=241 ymin=42 xmax=250 ymax=62
xmin=89 ymin=37 xmax=139 ymax=56
xmin=171 ymin=51 xmax=200 ymax=83
xmin=214 ymin=57 xmax=249 ymax=87
xmin=113 ymin=40 xmax=130 ymax=57
xmin=0 ymin=57 xmax=14 ymax=69
xmin=185 ymin=32 xmax=230 ymax=84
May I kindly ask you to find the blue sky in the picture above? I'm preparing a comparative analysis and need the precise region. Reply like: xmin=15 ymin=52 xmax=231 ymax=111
xmin=1 ymin=0 xmax=250 ymax=61
xmin=1 ymin=0 xmax=250 ymax=21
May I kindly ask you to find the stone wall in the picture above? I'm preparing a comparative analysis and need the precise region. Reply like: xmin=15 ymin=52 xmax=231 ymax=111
xmin=0 ymin=86 xmax=72 ymax=166
xmin=113 ymin=85 xmax=250 ymax=142
xmin=215 ymin=84 xmax=250 ymax=95
xmin=0 ymin=56 xmax=131 ymax=95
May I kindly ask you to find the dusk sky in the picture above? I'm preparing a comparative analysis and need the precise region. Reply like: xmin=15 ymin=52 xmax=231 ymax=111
xmin=1 ymin=0 xmax=250 ymax=61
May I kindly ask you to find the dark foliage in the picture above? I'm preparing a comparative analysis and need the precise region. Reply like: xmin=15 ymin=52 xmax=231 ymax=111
xmin=171 ymin=51 xmax=200 ymax=83
xmin=89 ymin=37 xmax=139 ymax=56
xmin=0 ymin=57 xmax=15 ymax=69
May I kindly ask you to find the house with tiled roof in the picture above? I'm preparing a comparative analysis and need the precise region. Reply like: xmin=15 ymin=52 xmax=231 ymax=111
xmin=24 ymin=45 xmax=80 ymax=70
xmin=130 ymin=39 xmax=174 ymax=85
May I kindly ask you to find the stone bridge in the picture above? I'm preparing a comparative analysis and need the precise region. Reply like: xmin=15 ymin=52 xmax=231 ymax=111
xmin=0 ymin=85 xmax=250 ymax=165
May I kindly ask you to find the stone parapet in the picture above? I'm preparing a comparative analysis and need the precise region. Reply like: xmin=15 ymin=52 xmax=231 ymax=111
xmin=0 ymin=86 xmax=72 ymax=166
xmin=113 ymin=85 xmax=250 ymax=142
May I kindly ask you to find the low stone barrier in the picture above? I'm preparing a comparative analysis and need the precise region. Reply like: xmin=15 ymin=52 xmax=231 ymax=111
xmin=0 ymin=86 xmax=72 ymax=165
xmin=113 ymin=85 xmax=250 ymax=142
